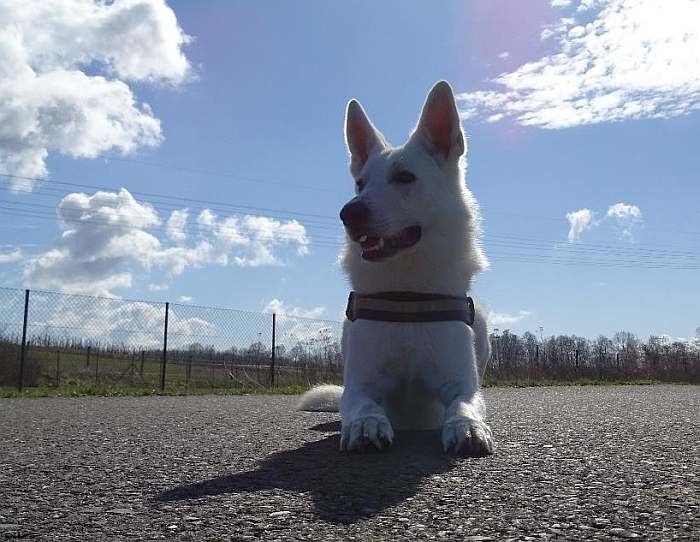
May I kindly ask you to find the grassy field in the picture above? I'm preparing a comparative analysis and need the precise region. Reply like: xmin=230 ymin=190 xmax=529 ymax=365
xmin=2 ymin=343 xmax=342 ymax=393
xmin=3 ymin=343 xmax=693 ymax=399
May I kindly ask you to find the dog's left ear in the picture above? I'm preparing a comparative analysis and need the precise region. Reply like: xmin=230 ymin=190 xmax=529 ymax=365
xmin=412 ymin=81 xmax=465 ymax=162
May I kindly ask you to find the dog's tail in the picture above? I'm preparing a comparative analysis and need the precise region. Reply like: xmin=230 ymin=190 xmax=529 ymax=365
xmin=297 ymin=384 xmax=343 ymax=412
xmin=472 ymin=301 xmax=491 ymax=384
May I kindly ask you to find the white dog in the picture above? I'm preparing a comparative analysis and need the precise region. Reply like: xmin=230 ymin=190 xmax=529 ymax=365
xmin=298 ymin=81 xmax=493 ymax=456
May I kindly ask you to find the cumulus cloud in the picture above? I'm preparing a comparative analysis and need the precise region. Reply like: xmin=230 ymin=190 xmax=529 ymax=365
xmin=196 ymin=209 xmax=216 ymax=228
xmin=0 ymin=0 xmax=192 ymax=191
xmin=458 ymin=0 xmax=700 ymax=128
xmin=22 ymin=188 xmax=311 ymax=296
xmin=566 ymin=208 xmax=595 ymax=242
xmin=489 ymin=310 xmax=533 ymax=327
xmin=263 ymin=298 xmax=337 ymax=352
xmin=566 ymin=202 xmax=642 ymax=242
xmin=29 ymin=294 xmax=214 ymax=348
xmin=0 ymin=248 xmax=23 ymax=264
xmin=148 ymin=282 xmax=169 ymax=292
xmin=263 ymin=298 xmax=326 ymax=319
xmin=166 ymin=209 xmax=188 ymax=243
xmin=606 ymin=202 xmax=642 ymax=239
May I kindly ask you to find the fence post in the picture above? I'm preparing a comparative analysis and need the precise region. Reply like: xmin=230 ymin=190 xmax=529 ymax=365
xmin=161 ymin=302 xmax=169 ymax=391
xmin=270 ymin=313 xmax=276 ymax=388
xmin=56 ymin=350 xmax=60 ymax=387
xmin=86 ymin=345 xmax=91 ymax=368
xmin=95 ymin=350 xmax=99 ymax=385
xmin=18 ymin=289 xmax=30 ymax=392
xmin=140 ymin=350 xmax=145 ymax=378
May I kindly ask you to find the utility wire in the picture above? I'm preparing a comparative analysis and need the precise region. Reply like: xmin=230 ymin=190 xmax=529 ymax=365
xmin=2 ymin=206 xmax=698 ymax=270
xmin=2 ymin=173 xmax=700 ymax=269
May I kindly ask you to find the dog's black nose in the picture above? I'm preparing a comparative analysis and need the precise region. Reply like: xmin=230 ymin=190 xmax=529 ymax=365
xmin=340 ymin=200 xmax=371 ymax=229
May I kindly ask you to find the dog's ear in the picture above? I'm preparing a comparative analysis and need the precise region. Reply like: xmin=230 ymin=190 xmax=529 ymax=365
xmin=412 ymin=81 xmax=465 ymax=162
xmin=345 ymin=99 xmax=386 ymax=176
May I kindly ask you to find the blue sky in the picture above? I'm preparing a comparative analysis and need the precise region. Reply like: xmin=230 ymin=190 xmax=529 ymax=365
xmin=0 ymin=0 xmax=699 ymax=340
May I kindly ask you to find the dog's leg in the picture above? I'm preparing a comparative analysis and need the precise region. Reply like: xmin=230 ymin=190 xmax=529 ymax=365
xmin=339 ymin=388 xmax=394 ymax=452
xmin=440 ymin=387 xmax=494 ymax=456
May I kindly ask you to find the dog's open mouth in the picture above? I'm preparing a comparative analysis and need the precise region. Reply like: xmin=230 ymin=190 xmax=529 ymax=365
xmin=352 ymin=225 xmax=422 ymax=261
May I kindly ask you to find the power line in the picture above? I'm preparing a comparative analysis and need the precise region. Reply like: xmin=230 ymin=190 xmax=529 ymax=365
xmin=2 ymin=195 xmax=698 ymax=259
xmin=3 ymin=194 xmax=697 ymax=262
xmin=0 ymin=174 xmax=339 ymax=224
xmin=37 ymin=157 xmax=336 ymax=193
xmin=2 ymin=172 xmax=700 ymax=269
xmin=2 ymin=205 xmax=699 ymax=270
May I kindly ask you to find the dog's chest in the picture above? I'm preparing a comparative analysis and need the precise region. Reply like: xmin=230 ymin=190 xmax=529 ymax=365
xmin=345 ymin=319 xmax=474 ymax=376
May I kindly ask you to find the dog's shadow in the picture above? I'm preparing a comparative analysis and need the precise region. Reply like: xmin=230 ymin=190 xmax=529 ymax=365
xmin=156 ymin=421 xmax=464 ymax=524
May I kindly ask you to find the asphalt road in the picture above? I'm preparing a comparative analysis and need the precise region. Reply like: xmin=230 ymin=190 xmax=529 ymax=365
xmin=1 ymin=385 xmax=698 ymax=541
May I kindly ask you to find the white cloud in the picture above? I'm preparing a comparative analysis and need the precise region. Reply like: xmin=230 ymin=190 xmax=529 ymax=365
xmin=458 ymin=0 xmax=700 ymax=128
xmin=487 ymin=113 xmax=505 ymax=123
xmin=0 ymin=248 xmax=23 ymax=264
xmin=29 ymin=294 xmax=214 ymax=349
xmin=148 ymin=282 xmax=169 ymax=292
xmin=489 ymin=310 xmax=533 ymax=327
xmin=23 ymin=188 xmax=160 ymax=295
xmin=197 ymin=209 xmax=216 ymax=228
xmin=606 ymin=202 xmax=641 ymax=219
xmin=497 ymin=51 xmax=510 ymax=60
xmin=178 ymin=295 xmax=192 ymax=303
xmin=606 ymin=202 xmax=642 ymax=240
xmin=566 ymin=208 xmax=595 ymax=242
xmin=263 ymin=298 xmax=326 ymax=319
xmin=0 ymin=0 xmax=192 ymax=192
xmin=22 ymin=188 xmax=311 ymax=296
xmin=565 ymin=202 xmax=643 ymax=242
xmin=166 ymin=209 xmax=188 ymax=243
xmin=263 ymin=298 xmax=338 ymax=352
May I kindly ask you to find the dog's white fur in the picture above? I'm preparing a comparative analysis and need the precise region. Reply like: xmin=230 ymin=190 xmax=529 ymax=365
xmin=298 ymin=81 xmax=493 ymax=455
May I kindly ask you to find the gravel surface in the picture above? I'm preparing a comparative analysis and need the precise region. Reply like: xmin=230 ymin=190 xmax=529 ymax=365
xmin=1 ymin=385 xmax=698 ymax=541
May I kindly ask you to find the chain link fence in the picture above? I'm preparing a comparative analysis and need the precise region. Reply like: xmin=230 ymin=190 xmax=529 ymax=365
xmin=4 ymin=287 xmax=696 ymax=392
xmin=0 ymin=287 xmax=343 ymax=391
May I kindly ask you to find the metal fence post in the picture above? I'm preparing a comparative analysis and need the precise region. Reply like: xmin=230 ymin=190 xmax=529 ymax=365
xmin=270 ymin=313 xmax=276 ymax=388
xmin=56 ymin=350 xmax=60 ymax=387
xmin=18 ymin=289 xmax=30 ymax=392
xmin=161 ymin=302 xmax=169 ymax=391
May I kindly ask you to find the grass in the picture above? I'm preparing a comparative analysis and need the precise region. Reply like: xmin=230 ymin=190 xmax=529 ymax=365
xmin=2 ymin=378 xmax=690 ymax=398
xmin=0 ymin=383 xmax=310 ymax=398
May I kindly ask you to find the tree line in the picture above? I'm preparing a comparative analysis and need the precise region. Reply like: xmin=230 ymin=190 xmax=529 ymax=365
xmin=488 ymin=329 xmax=700 ymax=382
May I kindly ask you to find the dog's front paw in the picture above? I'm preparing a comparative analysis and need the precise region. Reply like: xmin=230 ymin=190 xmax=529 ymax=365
xmin=442 ymin=416 xmax=494 ymax=457
xmin=340 ymin=415 xmax=394 ymax=452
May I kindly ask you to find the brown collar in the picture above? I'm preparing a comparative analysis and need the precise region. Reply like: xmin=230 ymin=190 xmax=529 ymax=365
xmin=345 ymin=291 xmax=475 ymax=325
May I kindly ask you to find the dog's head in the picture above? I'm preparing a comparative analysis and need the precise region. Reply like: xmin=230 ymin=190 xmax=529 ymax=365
xmin=340 ymin=81 xmax=469 ymax=263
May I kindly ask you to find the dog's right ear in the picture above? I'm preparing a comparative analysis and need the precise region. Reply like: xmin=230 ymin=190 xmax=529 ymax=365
xmin=345 ymin=100 xmax=386 ymax=176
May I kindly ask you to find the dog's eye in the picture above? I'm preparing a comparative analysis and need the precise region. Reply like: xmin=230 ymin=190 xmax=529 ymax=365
xmin=392 ymin=170 xmax=417 ymax=184
xmin=356 ymin=178 xmax=366 ymax=192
